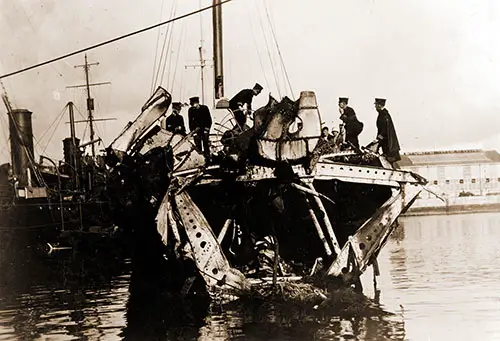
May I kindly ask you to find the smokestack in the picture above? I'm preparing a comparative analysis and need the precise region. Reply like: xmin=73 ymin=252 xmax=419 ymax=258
xmin=8 ymin=109 xmax=34 ymax=186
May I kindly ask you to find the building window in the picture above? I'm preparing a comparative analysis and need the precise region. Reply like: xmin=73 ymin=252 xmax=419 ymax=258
xmin=472 ymin=179 xmax=476 ymax=184
xmin=445 ymin=180 xmax=450 ymax=184
xmin=433 ymin=180 xmax=438 ymax=185
xmin=486 ymin=178 xmax=490 ymax=183
xmin=459 ymin=179 xmax=464 ymax=184
xmin=463 ymin=165 xmax=472 ymax=179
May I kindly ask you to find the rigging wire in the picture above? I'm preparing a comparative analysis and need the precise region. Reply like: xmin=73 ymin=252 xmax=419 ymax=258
xmin=74 ymin=105 xmax=90 ymax=143
xmin=37 ymin=104 xmax=68 ymax=146
xmin=263 ymin=0 xmax=294 ymax=99
xmin=19 ymin=1 xmax=65 ymax=78
xmin=0 ymin=0 xmax=234 ymax=80
xmin=162 ymin=4 xmax=179 ymax=89
xmin=153 ymin=0 xmax=177 ymax=92
xmin=0 ymin=112 xmax=10 ymax=161
xmin=150 ymin=0 xmax=167 ymax=94
xmin=254 ymin=1 xmax=281 ymax=98
xmin=40 ymin=109 xmax=66 ymax=156
xmin=246 ymin=1 xmax=270 ymax=92
xmin=170 ymin=21 xmax=186 ymax=94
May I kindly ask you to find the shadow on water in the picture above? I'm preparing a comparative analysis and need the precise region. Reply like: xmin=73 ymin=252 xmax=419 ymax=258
xmin=122 ymin=234 xmax=407 ymax=341
xmin=1 ymin=228 xmax=407 ymax=340
xmin=123 ymin=279 xmax=406 ymax=340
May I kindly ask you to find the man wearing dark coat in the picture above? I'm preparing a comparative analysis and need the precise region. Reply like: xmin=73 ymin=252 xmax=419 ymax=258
xmin=229 ymin=83 xmax=263 ymax=127
xmin=164 ymin=102 xmax=186 ymax=135
xmin=188 ymin=96 xmax=212 ymax=159
xmin=338 ymin=97 xmax=363 ymax=149
xmin=373 ymin=98 xmax=401 ymax=163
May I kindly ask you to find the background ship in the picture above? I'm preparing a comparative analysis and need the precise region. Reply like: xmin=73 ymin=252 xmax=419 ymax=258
xmin=0 ymin=71 xmax=116 ymax=248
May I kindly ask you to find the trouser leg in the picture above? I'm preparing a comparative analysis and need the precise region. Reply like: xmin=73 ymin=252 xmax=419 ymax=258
xmin=194 ymin=134 xmax=202 ymax=151
xmin=202 ymin=132 xmax=211 ymax=158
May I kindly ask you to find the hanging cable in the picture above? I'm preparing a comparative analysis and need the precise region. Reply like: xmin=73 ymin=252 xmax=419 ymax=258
xmin=40 ymin=109 xmax=66 ymax=156
xmin=153 ymin=0 xmax=177 ymax=91
xmin=163 ymin=23 xmax=177 ymax=89
xmin=162 ymin=3 xmax=178 ymax=89
xmin=255 ymin=1 xmax=281 ymax=98
xmin=170 ymin=21 xmax=186 ymax=93
xmin=0 ymin=0 xmax=234 ymax=80
xmin=246 ymin=1 xmax=270 ymax=92
xmin=150 ymin=0 xmax=166 ymax=94
xmin=263 ymin=0 xmax=294 ymax=99
xmin=19 ymin=1 xmax=64 ymax=78
xmin=37 ymin=104 xmax=68 ymax=146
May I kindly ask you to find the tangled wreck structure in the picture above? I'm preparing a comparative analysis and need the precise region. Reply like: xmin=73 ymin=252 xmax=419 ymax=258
xmin=103 ymin=0 xmax=427 ymax=302
xmin=104 ymin=86 xmax=427 ymax=301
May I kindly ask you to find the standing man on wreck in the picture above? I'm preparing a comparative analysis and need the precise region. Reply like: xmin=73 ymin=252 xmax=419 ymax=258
xmin=164 ymin=102 xmax=186 ymax=135
xmin=188 ymin=96 xmax=212 ymax=161
xmin=229 ymin=83 xmax=263 ymax=128
xmin=338 ymin=97 xmax=363 ymax=149
xmin=372 ymin=98 xmax=401 ymax=165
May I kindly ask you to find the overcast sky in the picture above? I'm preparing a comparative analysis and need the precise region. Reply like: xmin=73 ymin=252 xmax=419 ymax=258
xmin=1 ymin=0 xmax=499 ymax=163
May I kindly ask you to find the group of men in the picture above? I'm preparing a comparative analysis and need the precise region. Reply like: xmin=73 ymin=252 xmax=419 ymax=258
xmin=319 ymin=97 xmax=401 ymax=163
xmin=164 ymin=84 xmax=401 ymax=165
xmin=164 ymin=83 xmax=264 ymax=160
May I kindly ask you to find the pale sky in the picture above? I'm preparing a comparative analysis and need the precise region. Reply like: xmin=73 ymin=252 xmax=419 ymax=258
xmin=1 ymin=0 xmax=499 ymax=164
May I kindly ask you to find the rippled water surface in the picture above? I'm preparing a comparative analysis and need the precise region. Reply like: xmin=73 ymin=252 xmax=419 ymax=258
xmin=1 ymin=212 xmax=499 ymax=340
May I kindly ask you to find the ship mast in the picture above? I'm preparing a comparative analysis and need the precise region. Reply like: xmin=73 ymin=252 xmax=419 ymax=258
xmin=69 ymin=54 xmax=111 ymax=158
xmin=213 ymin=0 xmax=224 ymax=100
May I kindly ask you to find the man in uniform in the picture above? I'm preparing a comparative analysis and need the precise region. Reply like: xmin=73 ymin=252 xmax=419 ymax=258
xmin=338 ymin=97 xmax=363 ymax=149
xmin=229 ymin=83 xmax=263 ymax=128
xmin=372 ymin=98 xmax=401 ymax=164
xmin=164 ymin=102 xmax=186 ymax=135
xmin=188 ymin=96 xmax=212 ymax=160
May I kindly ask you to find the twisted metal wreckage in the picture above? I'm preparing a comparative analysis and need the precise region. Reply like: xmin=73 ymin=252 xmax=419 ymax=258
xmin=104 ymin=86 xmax=428 ymax=301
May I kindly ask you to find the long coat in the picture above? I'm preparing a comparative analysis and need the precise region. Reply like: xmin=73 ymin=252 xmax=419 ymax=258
xmin=229 ymin=89 xmax=255 ymax=111
xmin=188 ymin=105 xmax=212 ymax=133
xmin=376 ymin=108 xmax=401 ymax=161
xmin=340 ymin=106 xmax=363 ymax=148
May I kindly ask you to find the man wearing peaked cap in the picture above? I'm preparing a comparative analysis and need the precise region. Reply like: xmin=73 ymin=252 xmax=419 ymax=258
xmin=164 ymin=102 xmax=186 ymax=135
xmin=229 ymin=83 xmax=263 ymax=128
xmin=188 ymin=96 xmax=212 ymax=160
xmin=372 ymin=98 xmax=401 ymax=165
xmin=338 ymin=97 xmax=363 ymax=149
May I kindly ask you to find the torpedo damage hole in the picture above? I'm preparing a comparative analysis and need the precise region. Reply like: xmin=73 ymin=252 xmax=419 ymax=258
xmin=200 ymin=241 xmax=206 ymax=248
xmin=196 ymin=232 xmax=202 ymax=238
xmin=359 ymin=242 xmax=366 ymax=250
xmin=212 ymin=268 xmax=219 ymax=275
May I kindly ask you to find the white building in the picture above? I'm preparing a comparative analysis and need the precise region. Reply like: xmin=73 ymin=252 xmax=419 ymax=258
xmin=398 ymin=150 xmax=500 ymax=199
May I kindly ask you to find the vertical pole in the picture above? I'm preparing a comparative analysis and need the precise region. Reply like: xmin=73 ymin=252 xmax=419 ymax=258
xmin=199 ymin=46 xmax=205 ymax=105
xmin=84 ymin=54 xmax=96 ymax=158
xmin=68 ymin=102 xmax=80 ymax=190
xmin=212 ymin=0 xmax=224 ymax=99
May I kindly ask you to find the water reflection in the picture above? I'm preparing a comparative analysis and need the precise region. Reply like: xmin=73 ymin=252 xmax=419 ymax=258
xmin=371 ymin=212 xmax=500 ymax=341
xmin=1 ymin=212 xmax=499 ymax=340
xmin=0 ymin=232 xmax=130 ymax=340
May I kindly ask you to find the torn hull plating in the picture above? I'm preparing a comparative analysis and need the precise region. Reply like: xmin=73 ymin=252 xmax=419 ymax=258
xmin=106 ymin=88 xmax=426 ymax=301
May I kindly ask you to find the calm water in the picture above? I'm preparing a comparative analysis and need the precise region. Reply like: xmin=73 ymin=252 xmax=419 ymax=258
xmin=1 ymin=212 xmax=499 ymax=340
